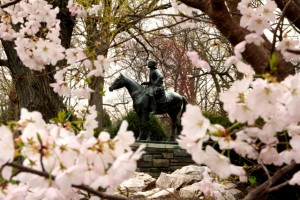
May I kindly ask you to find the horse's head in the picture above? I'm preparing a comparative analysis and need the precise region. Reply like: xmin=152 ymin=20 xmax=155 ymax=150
xmin=109 ymin=73 xmax=126 ymax=92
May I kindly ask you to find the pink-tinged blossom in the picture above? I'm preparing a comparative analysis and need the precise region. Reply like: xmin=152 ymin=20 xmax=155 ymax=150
xmin=219 ymin=78 xmax=255 ymax=124
xmin=239 ymin=175 xmax=248 ymax=183
xmin=279 ymin=150 xmax=294 ymax=165
xmin=248 ymin=15 xmax=270 ymax=34
xmin=289 ymin=171 xmax=300 ymax=185
xmin=237 ymin=0 xmax=252 ymax=13
xmin=236 ymin=61 xmax=255 ymax=77
xmin=224 ymin=56 xmax=239 ymax=68
xmin=88 ymin=55 xmax=113 ymax=77
xmin=50 ymin=68 xmax=71 ymax=97
xmin=234 ymin=140 xmax=258 ymax=160
xmin=179 ymin=137 xmax=207 ymax=164
xmin=276 ymin=38 xmax=299 ymax=53
xmin=258 ymin=146 xmax=281 ymax=165
xmin=114 ymin=120 xmax=135 ymax=154
xmin=208 ymin=124 xmax=226 ymax=136
xmin=178 ymin=104 xmax=210 ymax=163
xmin=245 ymin=33 xmax=264 ymax=46
xmin=234 ymin=41 xmax=246 ymax=59
xmin=33 ymin=39 xmax=65 ymax=66
xmin=180 ymin=104 xmax=210 ymax=140
xmin=287 ymin=124 xmax=300 ymax=136
xmin=67 ymin=0 xmax=87 ymax=18
xmin=276 ymin=39 xmax=300 ymax=61
xmin=290 ymin=136 xmax=300 ymax=163
xmin=262 ymin=116 xmax=289 ymax=138
xmin=87 ymin=5 xmax=101 ymax=16
xmin=281 ymin=74 xmax=300 ymax=121
xmin=2 ymin=166 xmax=12 ymax=180
xmin=81 ymin=105 xmax=98 ymax=138
xmin=108 ymin=145 xmax=145 ymax=193
xmin=0 ymin=126 xmax=14 ymax=167
xmin=257 ymin=0 xmax=277 ymax=22
xmin=257 ymin=128 xmax=278 ymax=145
xmin=203 ymin=146 xmax=246 ymax=179
xmin=0 ymin=184 xmax=28 ymax=200
xmin=44 ymin=186 xmax=66 ymax=200
xmin=72 ymin=87 xmax=94 ymax=99
xmin=239 ymin=9 xmax=255 ymax=28
xmin=19 ymin=108 xmax=46 ymax=128
xmin=65 ymin=48 xmax=87 ymax=65
xmin=186 ymin=51 xmax=199 ymax=65
xmin=50 ymin=83 xmax=72 ymax=97
xmin=247 ymin=79 xmax=280 ymax=120
xmin=0 ymin=23 xmax=16 ymax=40
xmin=55 ymin=165 xmax=85 ymax=190
xmin=186 ymin=51 xmax=211 ymax=72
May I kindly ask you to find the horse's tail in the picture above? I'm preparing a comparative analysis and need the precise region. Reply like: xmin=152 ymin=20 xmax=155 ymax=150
xmin=180 ymin=96 xmax=188 ymax=119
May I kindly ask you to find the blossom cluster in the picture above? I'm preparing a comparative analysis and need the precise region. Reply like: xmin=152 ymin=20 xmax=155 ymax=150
xmin=176 ymin=0 xmax=300 ymax=187
xmin=237 ymin=0 xmax=300 ymax=62
xmin=178 ymin=58 xmax=300 ymax=185
xmin=0 ymin=0 xmax=113 ymax=99
xmin=0 ymin=108 xmax=144 ymax=199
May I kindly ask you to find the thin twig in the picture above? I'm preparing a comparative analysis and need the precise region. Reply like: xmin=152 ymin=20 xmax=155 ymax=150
xmin=261 ymin=163 xmax=272 ymax=186
xmin=270 ymin=0 xmax=292 ymax=55
xmin=269 ymin=179 xmax=290 ymax=192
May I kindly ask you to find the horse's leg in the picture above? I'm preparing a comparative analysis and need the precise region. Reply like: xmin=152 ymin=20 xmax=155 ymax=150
xmin=136 ymin=114 xmax=143 ymax=141
xmin=145 ymin=112 xmax=152 ymax=141
xmin=168 ymin=114 xmax=177 ymax=141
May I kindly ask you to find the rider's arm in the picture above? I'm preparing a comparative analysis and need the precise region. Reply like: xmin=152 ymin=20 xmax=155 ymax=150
xmin=141 ymin=82 xmax=150 ymax=85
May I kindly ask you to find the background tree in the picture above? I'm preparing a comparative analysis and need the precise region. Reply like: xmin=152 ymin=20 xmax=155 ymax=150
xmin=0 ymin=0 xmax=73 ymax=122
xmin=178 ymin=0 xmax=296 ymax=80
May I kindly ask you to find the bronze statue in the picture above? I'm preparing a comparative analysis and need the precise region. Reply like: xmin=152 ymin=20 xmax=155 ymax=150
xmin=141 ymin=60 xmax=166 ymax=114
xmin=109 ymin=67 xmax=187 ymax=141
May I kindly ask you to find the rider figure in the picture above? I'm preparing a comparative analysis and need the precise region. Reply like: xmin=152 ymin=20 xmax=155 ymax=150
xmin=142 ymin=60 xmax=165 ymax=115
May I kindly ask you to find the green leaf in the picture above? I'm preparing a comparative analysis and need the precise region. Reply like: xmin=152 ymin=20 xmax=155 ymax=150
xmin=248 ymin=175 xmax=257 ymax=185
xmin=57 ymin=110 xmax=66 ymax=123
xmin=85 ymin=77 xmax=92 ymax=84
xmin=36 ymin=132 xmax=43 ymax=145
xmin=99 ymin=90 xmax=106 ymax=96
xmin=270 ymin=53 xmax=278 ymax=71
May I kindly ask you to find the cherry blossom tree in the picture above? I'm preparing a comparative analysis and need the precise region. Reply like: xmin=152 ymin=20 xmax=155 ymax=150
xmin=2 ymin=0 xmax=300 ymax=199
xmin=174 ymin=0 xmax=300 ymax=199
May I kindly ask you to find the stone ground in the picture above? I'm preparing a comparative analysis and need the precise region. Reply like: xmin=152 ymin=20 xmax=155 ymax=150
xmin=117 ymin=165 xmax=246 ymax=200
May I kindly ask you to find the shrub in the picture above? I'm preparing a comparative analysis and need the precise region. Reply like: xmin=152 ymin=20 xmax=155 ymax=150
xmin=108 ymin=110 xmax=168 ymax=141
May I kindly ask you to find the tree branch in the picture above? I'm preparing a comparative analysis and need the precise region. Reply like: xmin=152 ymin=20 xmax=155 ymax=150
xmin=103 ymin=102 xmax=130 ymax=108
xmin=243 ymin=162 xmax=298 ymax=200
xmin=4 ymin=162 xmax=133 ymax=200
xmin=0 ymin=0 xmax=21 ymax=9
xmin=0 ymin=59 xmax=8 ymax=67
xmin=179 ymin=0 xmax=295 ymax=80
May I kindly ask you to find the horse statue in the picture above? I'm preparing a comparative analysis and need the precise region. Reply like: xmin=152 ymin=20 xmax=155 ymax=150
xmin=109 ymin=73 xmax=187 ymax=141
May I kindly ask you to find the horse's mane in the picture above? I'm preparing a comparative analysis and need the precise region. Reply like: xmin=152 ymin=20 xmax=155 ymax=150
xmin=121 ymin=73 xmax=141 ymax=86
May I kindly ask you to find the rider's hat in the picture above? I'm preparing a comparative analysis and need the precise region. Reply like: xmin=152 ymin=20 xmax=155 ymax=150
xmin=147 ymin=60 xmax=157 ymax=69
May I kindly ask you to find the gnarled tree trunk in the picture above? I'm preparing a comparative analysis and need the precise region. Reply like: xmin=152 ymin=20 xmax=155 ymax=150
xmin=1 ymin=0 xmax=74 ymax=121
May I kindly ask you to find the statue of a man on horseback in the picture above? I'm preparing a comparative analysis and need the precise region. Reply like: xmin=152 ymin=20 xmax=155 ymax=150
xmin=141 ymin=60 xmax=166 ymax=115
xmin=109 ymin=63 xmax=187 ymax=141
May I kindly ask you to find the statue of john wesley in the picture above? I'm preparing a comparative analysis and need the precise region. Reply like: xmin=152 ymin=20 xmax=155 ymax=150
xmin=141 ymin=60 xmax=166 ymax=114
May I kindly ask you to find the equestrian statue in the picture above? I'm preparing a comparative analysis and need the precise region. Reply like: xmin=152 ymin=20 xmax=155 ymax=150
xmin=109 ymin=60 xmax=187 ymax=141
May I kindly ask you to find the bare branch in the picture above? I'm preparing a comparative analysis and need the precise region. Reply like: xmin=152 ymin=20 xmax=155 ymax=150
xmin=0 ymin=0 xmax=21 ymax=9
xmin=103 ymin=102 xmax=130 ymax=108
xmin=244 ymin=162 xmax=298 ymax=200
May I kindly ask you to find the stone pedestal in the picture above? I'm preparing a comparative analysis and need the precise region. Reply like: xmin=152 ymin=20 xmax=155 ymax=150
xmin=132 ymin=142 xmax=196 ymax=177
